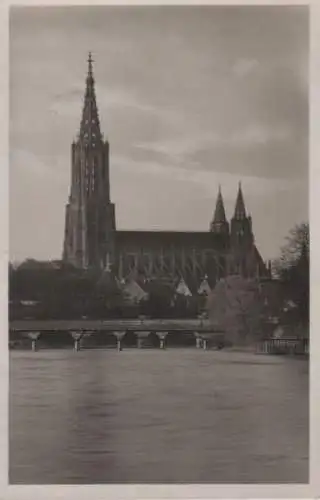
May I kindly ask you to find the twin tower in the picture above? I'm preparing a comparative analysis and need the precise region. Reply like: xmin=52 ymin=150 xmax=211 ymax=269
xmin=63 ymin=54 xmax=269 ymax=284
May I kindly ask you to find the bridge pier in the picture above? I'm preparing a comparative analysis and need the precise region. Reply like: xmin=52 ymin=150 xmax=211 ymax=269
xmin=70 ymin=331 xmax=83 ymax=351
xmin=135 ymin=331 xmax=150 ymax=349
xmin=202 ymin=334 xmax=213 ymax=351
xmin=194 ymin=332 xmax=202 ymax=349
xmin=27 ymin=332 xmax=41 ymax=351
xmin=156 ymin=332 xmax=168 ymax=349
xmin=114 ymin=331 xmax=126 ymax=351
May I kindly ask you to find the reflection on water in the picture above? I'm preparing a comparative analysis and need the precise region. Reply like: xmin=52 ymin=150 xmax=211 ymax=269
xmin=9 ymin=349 xmax=309 ymax=484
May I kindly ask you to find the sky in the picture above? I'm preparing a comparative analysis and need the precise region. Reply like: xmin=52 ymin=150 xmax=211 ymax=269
xmin=9 ymin=5 xmax=309 ymax=263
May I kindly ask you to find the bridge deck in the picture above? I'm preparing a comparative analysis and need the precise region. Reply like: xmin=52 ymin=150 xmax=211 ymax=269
xmin=10 ymin=319 xmax=222 ymax=333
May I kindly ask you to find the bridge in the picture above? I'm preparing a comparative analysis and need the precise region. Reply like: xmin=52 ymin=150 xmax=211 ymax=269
xmin=9 ymin=318 xmax=224 ymax=351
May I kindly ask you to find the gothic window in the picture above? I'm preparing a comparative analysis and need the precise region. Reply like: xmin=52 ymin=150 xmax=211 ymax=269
xmin=91 ymin=170 xmax=95 ymax=192
xmin=92 ymin=157 xmax=98 ymax=193
xmin=85 ymin=161 xmax=90 ymax=192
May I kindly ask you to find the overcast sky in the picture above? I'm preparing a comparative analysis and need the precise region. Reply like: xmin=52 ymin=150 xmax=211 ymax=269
xmin=10 ymin=5 xmax=308 ymax=263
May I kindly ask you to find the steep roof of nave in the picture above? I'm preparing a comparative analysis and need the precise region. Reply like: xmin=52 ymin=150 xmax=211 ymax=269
xmin=115 ymin=230 xmax=227 ymax=250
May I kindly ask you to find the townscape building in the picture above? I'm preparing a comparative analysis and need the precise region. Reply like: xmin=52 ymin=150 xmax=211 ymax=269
xmin=63 ymin=54 xmax=271 ymax=292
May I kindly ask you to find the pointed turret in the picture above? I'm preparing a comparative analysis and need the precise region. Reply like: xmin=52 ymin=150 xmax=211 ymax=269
xmin=214 ymin=185 xmax=226 ymax=223
xmin=198 ymin=275 xmax=211 ymax=296
xmin=79 ymin=52 xmax=102 ymax=145
xmin=210 ymin=185 xmax=229 ymax=235
xmin=234 ymin=182 xmax=246 ymax=219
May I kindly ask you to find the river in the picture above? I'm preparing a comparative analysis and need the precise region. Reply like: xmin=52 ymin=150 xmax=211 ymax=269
xmin=9 ymin=348 xmax=309 ymax=484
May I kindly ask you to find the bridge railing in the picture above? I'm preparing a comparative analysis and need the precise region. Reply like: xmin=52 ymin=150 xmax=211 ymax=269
xmin=10 ymin=318 xmax=215 ymax=332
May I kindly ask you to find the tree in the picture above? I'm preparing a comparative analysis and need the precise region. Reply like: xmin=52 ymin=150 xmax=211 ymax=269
xmin=206 ymin=276 xmax=271 ymax=345
xmin=273 ymin=222 xmax=309 ymax=275
xmin=90 ymin=270 xmax=128 ymax=318
xmin=273 ymin=222 xmax=309 ymax=326
xmin=139 ymin=279 xmax=174 ymax=318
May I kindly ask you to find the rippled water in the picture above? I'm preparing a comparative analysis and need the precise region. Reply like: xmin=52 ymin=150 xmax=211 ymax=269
xmin=9 ymin=349 xmax=309 ymax=484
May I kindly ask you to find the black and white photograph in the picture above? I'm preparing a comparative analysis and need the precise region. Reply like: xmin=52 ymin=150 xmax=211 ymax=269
xmin=8 ymin=4 xmax=309 ymax=486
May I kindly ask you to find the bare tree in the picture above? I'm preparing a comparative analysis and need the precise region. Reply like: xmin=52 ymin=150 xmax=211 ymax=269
xmin=273 ymin=222 xmax=309 ymax=276
xmin=273 ymin=222 xmax=309 ymax=326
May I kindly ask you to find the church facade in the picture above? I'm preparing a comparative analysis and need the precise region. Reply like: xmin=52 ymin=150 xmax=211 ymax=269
xmin=63 ymin=54 xmax=270 ymax=291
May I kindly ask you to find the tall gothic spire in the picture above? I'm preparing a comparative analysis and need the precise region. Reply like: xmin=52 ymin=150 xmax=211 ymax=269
xmin=79 ymin=52 xmax=102 ymax=145
xmin=64 ymin=54 xmax=116 ymax=269
xmin=234 ymin=182 xmax=246 ymax=219
xmin=213 ymin=185 xmax=227 ymax=223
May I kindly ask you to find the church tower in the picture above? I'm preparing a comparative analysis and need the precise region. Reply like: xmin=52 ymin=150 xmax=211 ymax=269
xmin=229 ymin=182 xmax=255 ymax=276
xmin=63 ymin=53 xmax=116 ymax=269
xmin=230 ymin=182 xmax=253 ymax=248
xmin=210 ymin=185 xmax=229 ymax=236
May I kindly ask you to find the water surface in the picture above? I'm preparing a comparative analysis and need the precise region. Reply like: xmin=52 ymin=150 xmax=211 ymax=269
xmin=9 ymin=349 xmax=309 ymax=483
